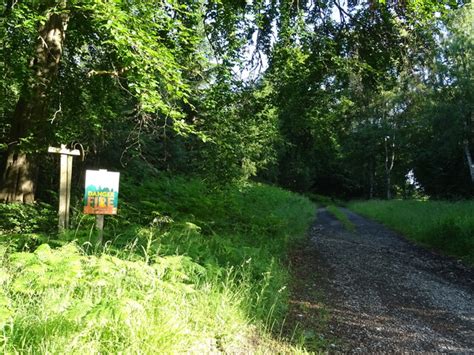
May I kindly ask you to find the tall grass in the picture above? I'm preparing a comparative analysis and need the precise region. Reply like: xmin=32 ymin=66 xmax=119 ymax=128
xmin=349 ymin=200 xmax=474 ymax=264
xmin=0 ymin=175 xmax=316 ymax=353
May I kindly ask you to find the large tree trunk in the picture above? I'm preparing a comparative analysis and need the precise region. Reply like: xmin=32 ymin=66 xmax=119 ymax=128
xmin=0 ymin=4 xmax=69 ymax=203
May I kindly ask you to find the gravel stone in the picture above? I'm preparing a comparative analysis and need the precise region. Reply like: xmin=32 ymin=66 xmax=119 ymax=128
xmin=297 ymin=207 xmax=474 ymax=353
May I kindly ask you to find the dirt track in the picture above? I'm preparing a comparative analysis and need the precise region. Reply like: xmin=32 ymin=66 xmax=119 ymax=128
xmin=287 ymin=207 xmax=474 ymax=353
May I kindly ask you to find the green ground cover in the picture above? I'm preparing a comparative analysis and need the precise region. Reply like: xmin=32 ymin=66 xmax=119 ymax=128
xmin=326 ymin=205 xmax=355 ymax=232
xmin=0 ymin=175 xmax=316 ymax=353
xmin=349 ymin=200 xmax=474 ymax=264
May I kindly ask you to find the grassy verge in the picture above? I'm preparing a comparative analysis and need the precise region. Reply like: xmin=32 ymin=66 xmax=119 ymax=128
xmin=306 ymin=193 xmax=344 ymax=207
xmin=349 ymin=200 xmax=474 ymax=264
xmin=326 ymin=205 xmax=355 ymax=232
xmin=0 ymin=175 xmax=316 ymax=353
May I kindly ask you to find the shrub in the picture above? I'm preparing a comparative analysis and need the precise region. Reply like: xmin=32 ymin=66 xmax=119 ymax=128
xmin=0 ymin=202 xmax=55 ymax=235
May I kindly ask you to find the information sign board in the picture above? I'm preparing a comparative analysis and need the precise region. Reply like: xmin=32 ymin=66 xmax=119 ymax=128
xmin=84 ymin=170 xmax=120 ymax=215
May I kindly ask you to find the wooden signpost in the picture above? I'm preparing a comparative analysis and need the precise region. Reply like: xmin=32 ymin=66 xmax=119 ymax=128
xmin=48 ymin=144 xmax=82 ymax=232
xmin=48 ymin=143 xmax=120 ymax=243
xmin=83 ymin=169 xmax=120 ymax=245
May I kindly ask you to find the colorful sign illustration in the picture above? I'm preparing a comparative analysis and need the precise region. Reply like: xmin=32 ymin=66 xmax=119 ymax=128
xmin=83 ymin=170 xmax=120 ymax=215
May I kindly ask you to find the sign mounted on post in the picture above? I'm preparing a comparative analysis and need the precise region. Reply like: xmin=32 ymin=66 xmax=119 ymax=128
xmin=83 ymin=170 xmax=120 ymax=215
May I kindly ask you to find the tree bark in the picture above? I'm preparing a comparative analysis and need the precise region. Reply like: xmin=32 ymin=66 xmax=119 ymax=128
xmin=0 ymin=4 xmax=69 ymax=203
xmin=464 ymin=142 xmax=474 ymax=183
xmin=368 ymin=158 xmax=375 ymax=199
xmin=384 ymin=136 xmax=395 ymax=200
xmin=464 ymin=110 xmax=474 ymax=184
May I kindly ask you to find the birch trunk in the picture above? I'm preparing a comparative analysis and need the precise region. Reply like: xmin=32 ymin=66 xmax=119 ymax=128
xmin=384 ymin=137 xmax=395 ymax=200
xmin=464 ymin=142 xmax=474 ymax=183
xmin=368 ymin=159 xmax=375 ymax=199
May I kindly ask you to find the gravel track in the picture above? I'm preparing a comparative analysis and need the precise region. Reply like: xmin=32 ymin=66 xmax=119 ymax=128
xmin=289 ymin=207 xmax=474 ymax=353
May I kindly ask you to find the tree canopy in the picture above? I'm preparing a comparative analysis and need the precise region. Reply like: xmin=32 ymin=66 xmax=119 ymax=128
xmin=0 ymin=0 xmax=472 ymax=201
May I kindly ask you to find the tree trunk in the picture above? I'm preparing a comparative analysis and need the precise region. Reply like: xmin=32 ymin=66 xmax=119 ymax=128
xmin=386 ymin=174 xmax=392 ymax=200
xmin=384 ymin=136 xmax=395 ymax=200
xmin=464 ymin=111 xmax=474 ymax=184
xmin=464 ymin=142 xmax=474 ymax=183
xmin=0 ymin=4 xmax=69 ymax=203
xmin=0 ymin=152 xmax=36 ymax=203
xmin=368 ymin=158 xmax=375 ymax=199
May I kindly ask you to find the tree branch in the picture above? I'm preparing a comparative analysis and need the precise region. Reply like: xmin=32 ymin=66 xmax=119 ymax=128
xmin=87 ymin=67 xmax=128 ymax=78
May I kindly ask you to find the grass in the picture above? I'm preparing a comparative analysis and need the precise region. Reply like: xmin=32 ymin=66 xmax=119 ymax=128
xmin=326 ymin=205 xmax=355 ymax=232
xmin=306 ymin=193 xmax=344 ymax=207
xmin=0 ymin=174 xmax=317 ymax=353
xmin=349 ymin=199 xmax=474 ymax=264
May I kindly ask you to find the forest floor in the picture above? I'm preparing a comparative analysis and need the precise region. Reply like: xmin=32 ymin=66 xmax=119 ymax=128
xmin=286 ymin=207 xmax=474 ymax=353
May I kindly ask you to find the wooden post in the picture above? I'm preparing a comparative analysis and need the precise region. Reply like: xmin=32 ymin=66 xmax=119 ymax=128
xmin=95 ymin=169 xmax=107 ymax=245
xmin=48 ymin=144 xmax=81 ymax=232
xmin=96 ymin=214 xmax=104 ymax=245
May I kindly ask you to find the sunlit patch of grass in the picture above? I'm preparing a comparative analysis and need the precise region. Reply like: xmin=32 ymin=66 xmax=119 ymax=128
xmin=0 ymin=175 xmax=317 ymax=352
xmin=349 ymin=200 xmax=474 ymax=264
xmin=0 ymin=243 xmax=253 ymax=353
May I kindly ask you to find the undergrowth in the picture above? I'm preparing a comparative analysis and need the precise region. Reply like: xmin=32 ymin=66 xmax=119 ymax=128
xmin=349 ymin=200 xmax=474 ymax=264
xmin=0 ymin=202 xmax=55 ymax=235
xmin=0 ymin=175 xmax=316 ymax=353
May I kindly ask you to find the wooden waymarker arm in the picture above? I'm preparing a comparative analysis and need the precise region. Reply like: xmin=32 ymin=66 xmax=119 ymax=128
xmin=48 ymin=146 xmax=81 ymax=156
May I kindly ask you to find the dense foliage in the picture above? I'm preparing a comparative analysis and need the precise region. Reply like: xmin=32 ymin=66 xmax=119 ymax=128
xmin=1 ymin=1 xmax=473 ymax=351
xmin=0 ymin=175 xmax=315 ymax=352
xmin=264 ymin=1 xmax=473 ymax=198
xmin=1 ymin=1 xmax=473 ymax=200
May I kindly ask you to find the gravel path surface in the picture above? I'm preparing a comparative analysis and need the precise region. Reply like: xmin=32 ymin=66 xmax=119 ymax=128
xmin=288 ymin=207 xmax=474 ymax=353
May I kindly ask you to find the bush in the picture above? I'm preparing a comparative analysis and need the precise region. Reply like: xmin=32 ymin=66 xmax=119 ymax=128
xmin=0 ymin=202 xmax=56 ymax=235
